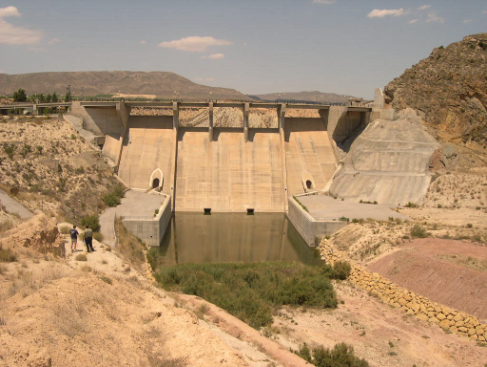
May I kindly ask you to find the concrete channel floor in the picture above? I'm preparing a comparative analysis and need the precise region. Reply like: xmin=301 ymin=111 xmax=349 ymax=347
xmin=298 ymin=195 xmax=409 ymax=221
xmin=0 ymin=189 xmax=33 ymax=219
xmin=99 ymin=190 xmax=165 ymax=247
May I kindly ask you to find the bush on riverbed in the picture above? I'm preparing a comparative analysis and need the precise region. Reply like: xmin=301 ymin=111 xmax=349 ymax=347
xmin=294 ymin=342 xmax=369 ymax=367
xmin=155 ymin=262 xmax=338 ymax=329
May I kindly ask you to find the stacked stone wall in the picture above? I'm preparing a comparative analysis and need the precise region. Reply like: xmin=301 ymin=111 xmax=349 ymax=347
xmin=321 ymin=241 xmax=487 ymax=342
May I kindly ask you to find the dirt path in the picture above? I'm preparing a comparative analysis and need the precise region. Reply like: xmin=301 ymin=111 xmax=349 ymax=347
xmin=0 ymin=189 xmax=33 ymax=219
xmin=270 ymin=282 xmax=487 ymax=367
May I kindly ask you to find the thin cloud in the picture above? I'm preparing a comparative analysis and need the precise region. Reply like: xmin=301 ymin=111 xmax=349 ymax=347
xmin=159 ymin=36 xmax=232 ymax=52
xmin=140 ymin=40 xmax=147 ymax=44
xmin=368 ymin=8 xmax=407 ymax=18
xmin=205 ymin=53 xmax=224 ymax=59
xmin=48 ymin=38 xmax=60 ymax=44
xmin=0 ymin=6 xmax=43 ymax=45
xmin=418 ymin=5 xmax=431 ymax=11
xmin=483 ymin=10 xmax=487 ymax=14
xmin=409 ymin=19 xmax=419 ymax=24
xmin=426 ymin=12 xmax=445 ymax=23
xmin=463 ymin=19 xmax=473 ymax=23
xmin=313 ymin=0 xmax=336 ymax=4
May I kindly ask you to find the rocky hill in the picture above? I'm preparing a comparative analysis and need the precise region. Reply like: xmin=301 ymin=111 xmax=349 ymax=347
xmin=254 ymin=91 xmax=355 ymax=104
xmin=0 ymin=71 xmax=247 ymax=100
xmin=384 ymin=33 xmax=487 ymax=152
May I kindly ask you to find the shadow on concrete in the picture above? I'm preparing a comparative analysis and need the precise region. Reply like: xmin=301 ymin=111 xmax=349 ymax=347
xmin=332 ymin=111 xmax=367 ymax=153
xmin=284 ymin=118 xmax=326 ymax=142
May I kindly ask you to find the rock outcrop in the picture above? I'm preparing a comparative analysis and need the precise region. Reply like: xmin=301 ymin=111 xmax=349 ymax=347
xmin=384 ymin=33 xmax=487 ymax=152
xmin=0 ymin=213 xmax=65 ymax=257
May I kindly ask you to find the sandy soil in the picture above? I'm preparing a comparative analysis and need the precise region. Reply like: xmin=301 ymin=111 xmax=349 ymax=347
xmin=270 ymin=282 xmax=487 ymax=367
xmin=367 ymin=238 xmax=487 ymax=320
xmin=0 ymin=217 xmax=257 ymax=367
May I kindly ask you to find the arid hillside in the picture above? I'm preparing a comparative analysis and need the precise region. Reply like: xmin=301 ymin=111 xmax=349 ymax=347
xmin=255 ymin=91 xmax=355 ymax=104
xmin=384 ymin=33 xmax=487 ymax=152
xmin=0 ymin=71 xmax=247 ymax=101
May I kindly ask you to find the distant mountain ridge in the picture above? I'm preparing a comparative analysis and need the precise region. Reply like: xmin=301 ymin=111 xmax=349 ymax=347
xmin=0 ymin=71 xmax=247 ymax=100
xmin=254 ymin=91 xmax=358 ymax=104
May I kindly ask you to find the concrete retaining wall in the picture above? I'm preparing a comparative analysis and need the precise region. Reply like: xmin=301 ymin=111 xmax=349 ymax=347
xmin=121 ymin=194 xmax=172 ymax=247
xmin=321 ymin=240 xmax=487 ymax=341
xmin=287 ymin=197 xmax=347 ymax=247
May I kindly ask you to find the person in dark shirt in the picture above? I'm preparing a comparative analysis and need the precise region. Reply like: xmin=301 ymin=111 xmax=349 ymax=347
xmin=69 ymin=225 xmax=79 ymax=252
xmin=84 ymin=226 xmax=95 ymax=252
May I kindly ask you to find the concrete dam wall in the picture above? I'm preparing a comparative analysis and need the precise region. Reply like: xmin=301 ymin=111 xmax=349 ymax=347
xmin=71 ymin=101 xmax=381 ymax=213
xmin=118 ymin=116 xmax=175 ymax=194
xmin=176 ymin=128 xmax=285 ymax=212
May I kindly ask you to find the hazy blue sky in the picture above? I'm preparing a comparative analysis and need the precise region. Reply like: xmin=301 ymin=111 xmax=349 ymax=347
xmin=0 ymin=0 xmax=485 ymax=98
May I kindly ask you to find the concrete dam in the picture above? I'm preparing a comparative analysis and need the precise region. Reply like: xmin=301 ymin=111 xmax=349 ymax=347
xmin=2 ymin=97 xmax=438 ymax=247
xmin=71 ymin=101 xmax=370 ymax=214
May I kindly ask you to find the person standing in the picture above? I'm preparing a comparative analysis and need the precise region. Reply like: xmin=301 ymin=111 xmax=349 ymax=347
xmin=69 ymin=225 xmax=79 ymax=252
xmin=84 ymin=226 xmax=95 ymax=252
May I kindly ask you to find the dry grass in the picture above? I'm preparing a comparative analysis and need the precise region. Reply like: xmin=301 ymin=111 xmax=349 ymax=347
xmin=54 ymin=303 xmax=87 ymax=338
xmin=75 ymin=254 xmax=87 ymax=261
xmin=0 ymin=245 xmax=17 ymax=262
xmin=436 ymin=254 xmax=487 ymax=272
xmin=115 ymin=219 xmax=147 ymax=273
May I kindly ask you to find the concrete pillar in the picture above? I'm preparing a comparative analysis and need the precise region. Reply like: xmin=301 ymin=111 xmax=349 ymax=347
xmin=374 ymin=88 xmax=385 ymax=109
xmin=278 ymin=103 xmax=286 ymax=130
xmin=32 ymin=104 xmax=38 ymax=115
xmin=278 ymin=103 xmax=288 ymax=212
xmin=243 ymin=103 xmax=249 ymax=142
xmin=209 ymin=102 xmax=214 ymax=141
xmin=172 ymin=102 xmax=179 ymax=130
xmin=170 ymin=102 xmax=179 ymax=210
xmin=116 ymin=100 xmax=130 ymax=130
xmin=115 ymin=100 xmax=130 ymax=172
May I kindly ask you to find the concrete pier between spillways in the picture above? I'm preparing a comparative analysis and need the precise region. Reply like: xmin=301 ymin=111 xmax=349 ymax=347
xmin=68 ymin=95 xmax=429 ymax=247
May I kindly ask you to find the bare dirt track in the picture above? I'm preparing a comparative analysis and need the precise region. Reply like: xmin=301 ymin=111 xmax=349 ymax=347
xmin=367 ymin=238 xmax=487 ymax=320
xmin=270 ymin=283 xmax=487 ymax=367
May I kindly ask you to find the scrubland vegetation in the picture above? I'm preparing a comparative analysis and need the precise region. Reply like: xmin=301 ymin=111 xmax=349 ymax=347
xmin=154 ymin=261 xmax=350 ymax=329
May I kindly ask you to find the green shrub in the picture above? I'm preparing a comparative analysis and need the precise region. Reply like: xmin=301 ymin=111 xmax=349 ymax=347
xmin=59 ymin=226 xmax=70 ymax=234
xmin=99 ymin=276 xmax=112 ymax=285
xmin=93 ymin=232 xmax=104 ymax=242
xmin=3 ymin=144 xmax=15 ymax=159
xmin=295 ymin=343 xmax=312 ymax=362
xmin=9 ymin=187 xmax=19 ymax=196
xmin=81 ymin=214 xmax=101 ymax=233
xmin=332 ymin=261 xmax=351 ymax=280
xmin=75 ymin=254 xmax=87 ymax=261
xmin=294 ymin=342 xmax=369 ymax=367
xmin=0 ymin=245 xmax=17 ymax=262
xmin=410 ymin=225 xmax=427 ymax=238
xmin=155 ymin=262 xmax=337 ymax=329
xmin=405 ymin=202 xmax=419 ymax=208
xmin=101 ymin=184 xmax=125 ymax=207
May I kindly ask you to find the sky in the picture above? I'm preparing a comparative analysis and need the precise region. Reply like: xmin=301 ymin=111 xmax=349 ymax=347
xmin=0 ymin=0 xmax=486 ymax=99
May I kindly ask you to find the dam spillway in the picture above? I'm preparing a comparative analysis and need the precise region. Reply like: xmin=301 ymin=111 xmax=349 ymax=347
xmin=70 ymin=101 xmax=370 ymax=213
